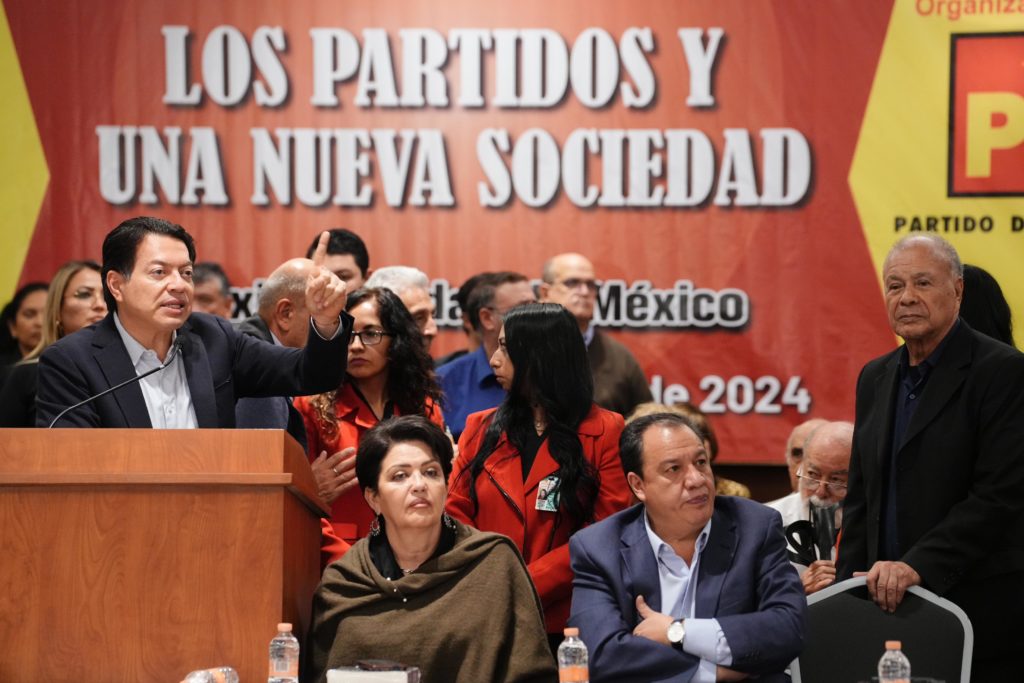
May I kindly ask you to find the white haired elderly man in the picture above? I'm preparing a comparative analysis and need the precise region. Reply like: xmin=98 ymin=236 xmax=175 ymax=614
xmin=366 ymin=266 xmax=437 ymax=350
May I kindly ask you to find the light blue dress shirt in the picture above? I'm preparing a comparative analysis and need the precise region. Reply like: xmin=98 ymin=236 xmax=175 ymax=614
xmin=114 ymin=313 xmax=197 ymax=429
xmin=643 ymin=512 xmax=733 ymax=683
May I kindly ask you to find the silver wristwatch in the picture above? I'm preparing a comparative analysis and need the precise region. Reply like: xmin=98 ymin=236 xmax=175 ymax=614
xmin=667 ymin=619 xmax=686 ymax=651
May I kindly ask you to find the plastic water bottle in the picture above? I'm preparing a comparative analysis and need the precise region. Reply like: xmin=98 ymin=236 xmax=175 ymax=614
xmin=557 ymin=627 xmax=589 ymax=683
xmin=268 ymin=622 xmax=300 ymax=683
xmin=877 ymin=640 xmax=911 ymax=683
xmin=183 ymin=667 xmax=239 ymax=683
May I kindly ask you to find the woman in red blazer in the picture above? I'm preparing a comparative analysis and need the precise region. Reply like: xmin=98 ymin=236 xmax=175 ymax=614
xmin=296 ymin=287 xmax=444 ymax=565
xmin=447 ymin=303 xmax=632 ymax=645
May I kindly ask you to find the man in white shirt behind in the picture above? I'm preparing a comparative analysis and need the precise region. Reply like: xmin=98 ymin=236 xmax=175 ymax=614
xmin=766 ymin=420 xmax=853 ymax=594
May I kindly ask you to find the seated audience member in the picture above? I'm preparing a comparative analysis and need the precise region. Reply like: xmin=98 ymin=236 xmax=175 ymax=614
xmin=234 ymin=258 xmax=321 ymax=450
xmin=437 ymin=271 xmax=535 ymax=439
xmin=366 ymin=266 xmax=438 ymax=351
xmin=628 ymin=402 xmax=752 ymax=498
xmin=782 ymin=418 xmax=827 ymax=492
xmin=305 ymin=416 xmax=557 ymax=683
xmin=36 ymin=217 xmax=351 ymax=428
xmin=447 ymin=303 xmax=632 ymax=645
xmin=434 ymin=271 xmax=492 ymax=368
xmin=295 ymin=287 xmax=444 ymax=559
xmin=766 ymin=421 xmax=853 ymax=594
xmin=0 ymin=262 xmax=106 ymax=427
xmin=539 ymin=252 xmax=652 ymax=416
xmin=568 ymin=412 xmax=805 ymax=683
xmin=0 ymin=281 xmax=48 ymax=388
xmin=305 ymin=228 xmax=370 ymax=292
xmin=191 ymin=262 xmax=233 ymax=318
xmin=961 ymin=263 xmax=1015 ymax=346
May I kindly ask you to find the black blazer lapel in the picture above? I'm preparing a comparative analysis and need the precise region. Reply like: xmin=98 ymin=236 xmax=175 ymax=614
xmin=92 ymin=318 xmax=152 ymax=428
xmin=179 ymin=327 xmax=219 ymax=428
xmin=696 ymin=504 xmax=738 ymax=618
xmin=620 ymin=512 xmax=662 ymax=615
xmin=865 ymin=352 xmax=900 ymax=481
xmin=898 ymin=324 xmax=971 ymax=458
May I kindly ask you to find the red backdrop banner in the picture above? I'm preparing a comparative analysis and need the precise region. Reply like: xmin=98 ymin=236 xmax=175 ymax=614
xmin=2 ymin=0 xmax=902 ymax=462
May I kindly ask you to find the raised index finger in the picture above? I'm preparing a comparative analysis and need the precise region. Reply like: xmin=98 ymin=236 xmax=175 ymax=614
xmin=312 ymin=230 xmax=330 ymax=267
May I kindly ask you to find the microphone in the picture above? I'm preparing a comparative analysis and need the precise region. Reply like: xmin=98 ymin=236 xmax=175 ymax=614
xmin=47 ymin=338 xmax=184 ymax=429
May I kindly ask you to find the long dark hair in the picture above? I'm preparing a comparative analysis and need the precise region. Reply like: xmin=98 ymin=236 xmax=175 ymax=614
xmin=465 ymin=303 xmax=599 ymax=529
xmin=0 ymin=282 xmax=48 ymax=355
xmin=961 ymin=264 xmax=1014 ymax=347
xmin=310 ymin=287 xmax=442 ymax=437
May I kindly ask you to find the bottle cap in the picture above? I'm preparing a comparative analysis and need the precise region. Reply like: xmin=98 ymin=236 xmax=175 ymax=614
xmin=885 ymin=640 xmax=901 ymax=649
xmin=564 ymin=627 xmax=579 ymax=637
xmin=278 ymin=623 xmax=293 ymax=633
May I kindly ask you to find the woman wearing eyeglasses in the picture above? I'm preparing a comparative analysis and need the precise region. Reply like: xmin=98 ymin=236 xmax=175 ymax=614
xmin=0 ymin=261 xmax=107 ymax=427
xmin=446 ymin=303 xmax=632 ymax=647
xmin=295 ymin=287 xmax=445 ymax=561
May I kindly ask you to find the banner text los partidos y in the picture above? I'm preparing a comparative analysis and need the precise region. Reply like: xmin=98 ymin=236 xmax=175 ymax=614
xmin=97 ymin=25 xmax=812 ymax=210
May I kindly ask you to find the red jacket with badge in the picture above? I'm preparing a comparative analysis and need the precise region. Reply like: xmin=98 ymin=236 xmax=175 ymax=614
xmin=446 ymin=403 xmax=632 ymax=633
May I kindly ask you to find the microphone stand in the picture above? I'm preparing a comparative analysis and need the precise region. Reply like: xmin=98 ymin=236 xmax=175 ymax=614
xmin=47 ymin=339 xmax=183 ymax=428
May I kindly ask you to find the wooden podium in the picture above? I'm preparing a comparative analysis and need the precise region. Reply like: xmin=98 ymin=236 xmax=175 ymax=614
xmin=0 ymin=429 xmax=329 ymax=682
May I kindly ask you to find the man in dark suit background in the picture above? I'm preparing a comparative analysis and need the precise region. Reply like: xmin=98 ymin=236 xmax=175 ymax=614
xmin=37 ymin=216 xmax=352 ymax=428
xmin=838 ymin=235 xmax=1024 ymax=680
xmin=569 ymin=412 xmax=805 ymax=683
xmin=234 ymin=257 xmax=322 ymax=449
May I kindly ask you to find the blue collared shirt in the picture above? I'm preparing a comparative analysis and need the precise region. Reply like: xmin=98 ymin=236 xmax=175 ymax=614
xmin=437 ymin=346 xmax=506 ymax=439
xmin=113 ymin=313 xmax=198 ymax=429
xmin=643 ymin=512 xmax=732 ymax=682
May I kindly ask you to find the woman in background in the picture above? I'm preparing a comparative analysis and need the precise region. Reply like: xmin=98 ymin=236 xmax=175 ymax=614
xmin=0 ymin=261 xmax=106 ymax=427
xmin=295 ymin=287 xmax=444 ymax=563
xmin=447 ymin=303 xmax=632 ymax=646
xmin=961 ymin=263 xmax=1015 ymax=347
xmin=306 ymin=416 xmax=556 ymax=683
xmin=0 ymin=281 xmax=48 ymax=388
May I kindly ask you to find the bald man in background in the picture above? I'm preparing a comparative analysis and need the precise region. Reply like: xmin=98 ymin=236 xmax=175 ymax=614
xmin=767 ymin=421 xmax=853 ymax=594
xmin=540 ymin=253 xmax=651 ymax=417
xmin=235 ymin=258 xmax=320 ymax=449
xmin=782 ymin=418 xmax=828 ymax=492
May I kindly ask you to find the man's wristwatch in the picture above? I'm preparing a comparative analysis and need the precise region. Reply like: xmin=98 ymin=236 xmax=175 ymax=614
xmin=667 ymin=619 xmax=686 ymax=651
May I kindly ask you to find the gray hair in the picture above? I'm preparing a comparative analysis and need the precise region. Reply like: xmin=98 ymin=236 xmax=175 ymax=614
xmin=365 ymin=266 xmax=429 ymax=296
xmin=886 ymin=235 xmax=963 ymax=280
xmin=804 ymin=421 xmax=854 ymax=458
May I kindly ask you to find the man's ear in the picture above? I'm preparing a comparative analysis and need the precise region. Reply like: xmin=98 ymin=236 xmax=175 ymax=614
xmin=537 ymin=282 xmax=551 ymax=302
xmin=626 ymin=471 xmax=645 ymax=503
xmin=479 ymin=306 xmax=497 ymax=332
xmin=274 ymin=298 xmax=295 ymax=331
xmin=106 ymin=270 xmax=126 ymax=304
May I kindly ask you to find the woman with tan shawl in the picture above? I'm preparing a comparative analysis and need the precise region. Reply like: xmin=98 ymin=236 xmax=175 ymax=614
xmin=305 ymin=415 xmax=556 ymax=683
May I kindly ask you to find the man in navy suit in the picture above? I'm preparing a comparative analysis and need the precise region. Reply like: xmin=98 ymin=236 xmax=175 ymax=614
xmin=569 ymin=412 xmax=805 ymax=683
xmin=37 ymin=216 xmax=352 ymax=428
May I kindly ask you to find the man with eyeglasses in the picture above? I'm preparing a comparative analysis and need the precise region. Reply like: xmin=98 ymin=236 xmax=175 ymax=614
xmin=539 ymin=252 xmax=652 ymax=417
xmin=437 ymin=271 xmax=535 ymax=439
xmin=766 ymin=421 xmax=853 ymax=594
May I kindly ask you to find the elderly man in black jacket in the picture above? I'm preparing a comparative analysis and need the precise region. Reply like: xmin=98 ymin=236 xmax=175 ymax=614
xmin=838 ymin=235 xmax=1024 ymax=680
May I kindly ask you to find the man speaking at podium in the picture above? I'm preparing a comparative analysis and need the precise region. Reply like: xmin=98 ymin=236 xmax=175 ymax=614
xmin=36 ymin=217 xmax=352 ymax=429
